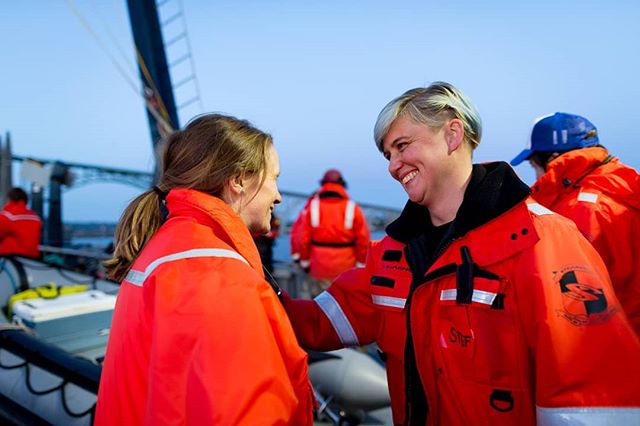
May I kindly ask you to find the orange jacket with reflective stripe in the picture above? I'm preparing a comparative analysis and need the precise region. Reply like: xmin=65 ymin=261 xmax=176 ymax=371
xmin=532 ymin=147 xmax=640 ymax=334
xmin=0 ymin=201 xmax=41 ymax=258
xmin=405 ymin=199 xmax=640 ymax=425
xmin=297 ymin=183 xmax=370 ymax=280
xmin=95 ymin=189 xmax=313 ymax=426
xmin=290 ymin=195 xmax=314 ymax=261
xmin=285 ymin=163 xmax=640 ymax=425
xmin=284 ymin=239 xmax=410 ymax=425
xmin=285 ymin=204 xmax=640 ymax=425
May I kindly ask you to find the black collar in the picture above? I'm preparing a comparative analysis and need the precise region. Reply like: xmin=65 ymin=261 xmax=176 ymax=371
xmin=386 ymin=162 xmax=531 ymax=244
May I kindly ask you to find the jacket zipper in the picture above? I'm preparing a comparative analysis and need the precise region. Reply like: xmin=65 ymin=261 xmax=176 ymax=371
xmin=404 ymin=236 xmax=457 ymax=426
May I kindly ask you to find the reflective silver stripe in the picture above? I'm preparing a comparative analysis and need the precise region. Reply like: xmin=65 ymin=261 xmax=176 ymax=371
xmin=561 ymin=129 xmax=568 ymax=144
xmin=310 ymin=196 xmax=320 ymax=227
xmin=124 ymin=248 xmax=249 ymax=287
xmin=344 ymin=200 xmax=356 ymax=230
xmin=577 ymin=192 xmax=598 ymax=204
xmin=472 ymin=289 xmax=497 ymax=305
xmin=0 ymin=211 xmax=41 ymax=222
xmin=372 ymin=295 xmax=406 ymax=309
xmin=440 ymin=289 xmax=457 ymax=301
xmin=536 ymin=406 xmax=640 ymax=425
xmin=527 ymin=203 xmax=554 ymax=216
xmin=314 ymin=291 xmax=359 ymax=347
xmin=126 ymin=270 xmax=145 ymax=285
xmin=552 ymin=130 xmax=558 ymax=145
xmin=440 ymin=289 xmax=497 ymax=306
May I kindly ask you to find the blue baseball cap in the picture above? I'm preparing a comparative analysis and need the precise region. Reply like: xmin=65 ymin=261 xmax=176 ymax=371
xmin=510 ymin=112 xmax=599 ymax=166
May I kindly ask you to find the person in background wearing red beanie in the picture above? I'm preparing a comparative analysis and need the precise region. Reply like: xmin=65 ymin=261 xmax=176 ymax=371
xmin=293 ymin=169 xmax=370 ymax=297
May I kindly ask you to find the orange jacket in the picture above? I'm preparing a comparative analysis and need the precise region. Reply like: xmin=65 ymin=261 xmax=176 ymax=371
xmin=284 ymin=238 xmax=410 ymax=425
xmin=0 ymin=200 xmax=41 ymax=258
xmin=96 ymin=189 xmax=313 ymax=426
xmin=290 ymin=195 xmax=314 ymax=262
xmin=532 ymin=147 xmax=640 ymax=334
xmin=406 ymin=199 xmax=640 ymax=425
xmin=285 ymin=163 xmax=640 ymax=425
xmin=297 ymin=183 xmax=370 ymax=280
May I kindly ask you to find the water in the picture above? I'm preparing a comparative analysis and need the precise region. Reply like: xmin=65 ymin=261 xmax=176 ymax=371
xmin=70 ymin=236 xmax=114 ymax=252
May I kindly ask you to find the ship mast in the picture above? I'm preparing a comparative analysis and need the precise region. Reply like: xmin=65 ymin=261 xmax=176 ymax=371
xmin=126 ymin=0 xmax=180 ymax=179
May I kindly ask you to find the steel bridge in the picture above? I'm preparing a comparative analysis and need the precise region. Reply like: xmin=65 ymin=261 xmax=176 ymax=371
xmin=10 ymin=155 xmax=400 ymax=235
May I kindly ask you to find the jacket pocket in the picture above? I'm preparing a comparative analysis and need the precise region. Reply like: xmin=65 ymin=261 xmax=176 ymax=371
xmin=434 ymin=376 xmax=535 ymax=426
xmin=436 ymin=275 xmax=523 ymax=389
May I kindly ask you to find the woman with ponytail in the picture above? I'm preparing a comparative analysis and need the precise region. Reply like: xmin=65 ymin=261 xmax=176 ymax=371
xmin=95 ymin=114 xmax=314 ymax=425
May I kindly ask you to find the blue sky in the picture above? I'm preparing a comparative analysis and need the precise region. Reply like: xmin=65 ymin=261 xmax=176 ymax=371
xmin=2 ymin=0 xmax=639 ymax=222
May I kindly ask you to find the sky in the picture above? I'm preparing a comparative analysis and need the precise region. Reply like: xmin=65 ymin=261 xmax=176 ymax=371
xmin=1 ymin=0 xmax=639 ymax=222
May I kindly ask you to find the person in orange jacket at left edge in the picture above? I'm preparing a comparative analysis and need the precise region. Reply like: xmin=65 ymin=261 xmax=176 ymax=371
xmin=95 ymin=114 xmax=314 ymax=425
xmin=0 ymin=187 xmax=42 ymax=259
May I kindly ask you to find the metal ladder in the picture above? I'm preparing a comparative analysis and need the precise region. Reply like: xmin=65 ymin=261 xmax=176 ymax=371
xmin=155 ymin=0 xmax=203 ymax=124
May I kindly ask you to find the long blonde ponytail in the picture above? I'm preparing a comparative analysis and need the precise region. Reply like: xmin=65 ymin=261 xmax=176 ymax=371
xmin=104 ymin=190 xmax=164 ymax=281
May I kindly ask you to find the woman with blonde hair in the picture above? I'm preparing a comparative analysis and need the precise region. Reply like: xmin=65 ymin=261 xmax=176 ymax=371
xmin=284 ymin=82 xmax=640 ymax=425
xmin=95 ymin=113 xmax=313 ymax=425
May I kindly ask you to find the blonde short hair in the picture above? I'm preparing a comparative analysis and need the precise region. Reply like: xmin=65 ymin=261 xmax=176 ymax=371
xmin=374 ymin=81 xmax=482 ymax=152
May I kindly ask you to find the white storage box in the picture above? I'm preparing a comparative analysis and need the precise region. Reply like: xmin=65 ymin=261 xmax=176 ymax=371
xmin=12 ymin=290 xmax=117 ymax=354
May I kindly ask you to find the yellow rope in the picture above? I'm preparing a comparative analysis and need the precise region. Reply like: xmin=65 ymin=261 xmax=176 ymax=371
xmin=135 ymin=49 xmax=173 ymax=126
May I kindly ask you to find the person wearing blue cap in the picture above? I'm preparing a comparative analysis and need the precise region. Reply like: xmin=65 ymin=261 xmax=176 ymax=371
xmin=512 ymin=112 xmax=640 ymax=334
xmin=286 ymin=84 xmax=640 ymax=425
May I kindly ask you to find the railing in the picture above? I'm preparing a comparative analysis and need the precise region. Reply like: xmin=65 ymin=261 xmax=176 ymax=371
xmin=13 ymin=155 xmax=401 ymax=232
xmin=38 ymin=246 xmax=110 ymax=261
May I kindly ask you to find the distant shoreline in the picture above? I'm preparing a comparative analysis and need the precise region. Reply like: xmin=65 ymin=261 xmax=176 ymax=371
xmin=65 ymin=222 xmax=117 ymax=239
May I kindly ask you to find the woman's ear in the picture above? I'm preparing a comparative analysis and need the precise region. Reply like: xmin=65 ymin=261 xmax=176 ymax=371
xmin=221 ymin=174 xmax=245 ymax=212
xmin=445 ymin=119 xmax=465 ymax=154
xmin=225 ymin=174 xmax=245 ymax=197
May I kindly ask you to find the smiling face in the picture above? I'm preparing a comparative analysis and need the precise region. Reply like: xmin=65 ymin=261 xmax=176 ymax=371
xmin=382 ymin=116 xmax=457 ymax=209
xmin=239 ymin=144 xmax=282 ymax=234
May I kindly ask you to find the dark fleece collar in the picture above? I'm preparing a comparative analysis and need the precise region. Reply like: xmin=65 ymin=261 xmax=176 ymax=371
xmin=386 ymin=162 xmax=531 ymax=244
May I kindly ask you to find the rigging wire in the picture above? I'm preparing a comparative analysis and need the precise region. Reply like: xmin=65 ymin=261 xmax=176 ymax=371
xmin=65 ymin=0 xmax=174 ymax=135
xmin=90 ymin=0 xmax=138 ymax=79
xmin=135 ymin=48 xmax=174 ymax=127
xmin=65 ymin=0 xmax=140 ymax=96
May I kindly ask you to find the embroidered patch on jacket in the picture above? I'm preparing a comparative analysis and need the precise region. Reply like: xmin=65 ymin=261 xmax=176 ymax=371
xmin=554 ymin=265 xmax=617 ymax=326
